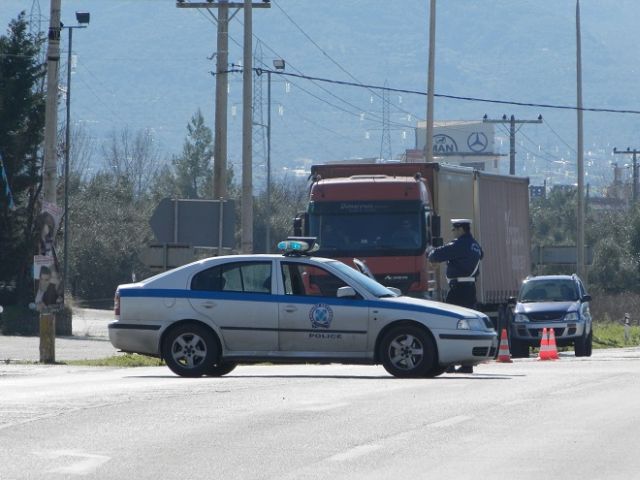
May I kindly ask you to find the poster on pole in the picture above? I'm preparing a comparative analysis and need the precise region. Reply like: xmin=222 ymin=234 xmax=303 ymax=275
xmin=33 ymin=255 xmax=63 ymax=312
xmin=35 ymin=201 xmax=62 ymax=257
xmin=33 ymin=200 xmax=64 ymax=311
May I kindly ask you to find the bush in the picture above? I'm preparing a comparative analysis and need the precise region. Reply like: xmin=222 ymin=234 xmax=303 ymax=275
xmin=1 ymin=304 xmax=73 ymax=336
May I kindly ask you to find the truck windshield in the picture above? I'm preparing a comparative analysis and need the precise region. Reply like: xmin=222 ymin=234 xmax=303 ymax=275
xmin=309 ymin=212 xmax=424 ymax=256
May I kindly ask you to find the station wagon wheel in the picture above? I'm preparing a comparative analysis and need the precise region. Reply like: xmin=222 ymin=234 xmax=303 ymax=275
xmin=162 ymin=323 xmax=218 ymax=377
xmin=380 ymin=325 xmax=435 ymax=378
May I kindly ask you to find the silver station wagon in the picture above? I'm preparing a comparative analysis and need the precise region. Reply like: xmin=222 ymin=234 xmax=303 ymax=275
xmin=109 ymin=240 xmax=497 ymax=378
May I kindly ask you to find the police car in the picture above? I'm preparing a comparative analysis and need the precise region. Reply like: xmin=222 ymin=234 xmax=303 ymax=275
xmin=109 ymin=239 xmax=497 ymax=378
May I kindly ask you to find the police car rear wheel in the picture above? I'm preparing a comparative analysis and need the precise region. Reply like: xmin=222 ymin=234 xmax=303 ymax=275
xmin=380 ymin=325 xmax=435 ymax=378
xmin=162 ymin=324 xmax=218 ymax=377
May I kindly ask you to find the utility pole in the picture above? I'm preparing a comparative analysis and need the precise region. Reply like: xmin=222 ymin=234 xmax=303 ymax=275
xmin=241 ymin=0 xmax=253 ymax=253
xmin=613 ymin=147 xmax=639 ymax=203
xmin=576 ymin=0 xmax=585 ymax=279
xmin=176 ymin=0 xmax=271 ymax=253
xmin=483 ymin=114 xmax=542 ymax=175
xmin=425 ymin=0 xmax=436 ymax=163
xmin=40 ymin=0 xmax=62 ymax=364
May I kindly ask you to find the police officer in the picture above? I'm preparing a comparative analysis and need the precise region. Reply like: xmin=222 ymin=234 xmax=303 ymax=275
xmin=427 ymin=218 xmax=483 ymax=373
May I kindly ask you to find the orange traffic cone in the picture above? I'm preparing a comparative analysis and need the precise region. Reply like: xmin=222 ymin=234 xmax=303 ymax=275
xmin=547 ymin=328 xmax=560 ymax=360
xmin=537 ymin=327 xmax=550 ymax=361
xmin=497 ymin=329 xmax=513 ymax=363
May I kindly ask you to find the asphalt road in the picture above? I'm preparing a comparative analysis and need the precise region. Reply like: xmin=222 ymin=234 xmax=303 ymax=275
xmin=0 ymin=347 xmax=639 ymax=480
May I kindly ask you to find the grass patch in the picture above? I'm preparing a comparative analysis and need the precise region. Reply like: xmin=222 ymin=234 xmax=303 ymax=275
xmin=593 ymin=322 xmax=640 ymax=348
xmin=65 ymin=353 xmax=165 ymax=367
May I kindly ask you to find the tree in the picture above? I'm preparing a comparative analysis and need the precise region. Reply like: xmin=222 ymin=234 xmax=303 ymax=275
xmin=252 ymin=174 xmax=307 ymax=252
xmin=172 ymin=109 xmax=213 ymax=199
xmin=0 ymin=12 xmax=45 ymax=303
xmin=102 ymin=127 xmax=163 ymax=199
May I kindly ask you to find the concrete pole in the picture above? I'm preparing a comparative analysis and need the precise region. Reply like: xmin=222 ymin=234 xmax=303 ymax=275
xmin=266 ymin=70 xmax=272 ymax=253
xmin=43 ymin=0 xmax=61 ymax=206
xmin=63 ymin=27 xmax=72 ymax=296
xmin=241 ymin=0 xmax=253 ymax=254
xmin=213 ymin=4 xmax=229 ymax=199
xmin=576 ymin=0 xmax=585 ymax=279
xmin=509 ymin=115 xmax=516 ymax=175
xmin=425 ymin=0 xmax=436 ymax=163
xmin=41 ymin=0 xmax=63 ymax=364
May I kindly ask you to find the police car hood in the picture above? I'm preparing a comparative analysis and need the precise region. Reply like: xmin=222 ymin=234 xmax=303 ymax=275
xmin=381 ymin=295 xmax=485 ymax=319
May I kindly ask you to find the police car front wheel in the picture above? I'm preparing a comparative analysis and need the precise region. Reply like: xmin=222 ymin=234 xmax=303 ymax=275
xmin=162 ymin=323 xmax=219 ymax=377
xmin=380 ymin=325 xmax=436 ymax=378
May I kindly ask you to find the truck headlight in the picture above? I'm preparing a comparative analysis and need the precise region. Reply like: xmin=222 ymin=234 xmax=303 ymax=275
xmin=513 ymin=313 xmax=529 ymax=323
xmin=564 ymin=312 xmax=579 ymax=321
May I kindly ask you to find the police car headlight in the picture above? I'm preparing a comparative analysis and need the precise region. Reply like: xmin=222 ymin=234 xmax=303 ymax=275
xmin=564 ymin=312 xmax=579 ymax=322
xmin=457 ymin=318 xmax=485 ymax=330
xmin=513 ymin=313 xmax=529 ymax=323
xmin=457 ymin=319 xmax=471 ymax=330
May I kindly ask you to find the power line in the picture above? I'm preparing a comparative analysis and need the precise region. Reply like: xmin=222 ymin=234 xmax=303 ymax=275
xmin=258 ymin=70 xmax=640 ymax=115
xmin=271 ymin=0 xmax=423 ymax=122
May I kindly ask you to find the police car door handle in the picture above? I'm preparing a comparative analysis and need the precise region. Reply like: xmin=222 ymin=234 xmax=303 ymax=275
xmin=202 ymin=301 xmax=217 ymax=309
xmin=284 ymin=305 xmax=298 ymax=313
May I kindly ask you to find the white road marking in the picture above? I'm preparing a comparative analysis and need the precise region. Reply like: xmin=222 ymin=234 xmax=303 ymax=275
xmin=34 ymin=449 xmax=111 ymax=476
xmin=297 ymin=402 xmax=349 ymax=412
xmin=428 ymin=415 xmax=472 ymax=428
xmin=328 ymin=444 xmax=383 ymax=462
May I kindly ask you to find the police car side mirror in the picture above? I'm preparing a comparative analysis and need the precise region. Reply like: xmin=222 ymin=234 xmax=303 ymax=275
xmin=581 ymin=294 xmax=592 ymax=302
xmin=337 ymin=286 xmax=357 ymax=298
xmin=507 ymin=296 xmax=517 ymax=306
xmin=386 ymin=287 xmax=402 ymax=296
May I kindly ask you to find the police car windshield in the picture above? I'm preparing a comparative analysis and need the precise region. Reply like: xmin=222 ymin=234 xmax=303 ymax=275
xmin=329 ymin=261 xmax=398 ymax=298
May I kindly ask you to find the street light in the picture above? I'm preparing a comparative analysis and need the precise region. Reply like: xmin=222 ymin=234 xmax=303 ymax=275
xmin=265 ymin=59 xmax=285 ymax=252
xmin=62 ymin=11 xmax=90 ymax=298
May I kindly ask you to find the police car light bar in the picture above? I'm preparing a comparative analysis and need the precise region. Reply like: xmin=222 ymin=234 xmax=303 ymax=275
xmin=277 ymin=237 xmax=319 ymax=255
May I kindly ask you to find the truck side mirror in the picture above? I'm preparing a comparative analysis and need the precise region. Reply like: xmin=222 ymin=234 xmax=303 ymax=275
xmin=293 ymin=215 xmax=303 ymax=236
xmin=431 ymin=215 xmax=441 ymax=238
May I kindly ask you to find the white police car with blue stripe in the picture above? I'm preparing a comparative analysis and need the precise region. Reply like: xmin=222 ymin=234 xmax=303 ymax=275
xmin=109 ymin=239 xmax=497 ymax=378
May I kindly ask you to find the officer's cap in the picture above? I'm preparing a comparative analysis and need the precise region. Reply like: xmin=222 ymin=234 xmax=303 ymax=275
xmin=451 ymin=218 xmax=472 ymax=228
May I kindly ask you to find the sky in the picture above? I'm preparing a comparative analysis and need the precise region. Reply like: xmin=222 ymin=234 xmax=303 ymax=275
xmin=2 ymin=0 xmax=640 ymax=192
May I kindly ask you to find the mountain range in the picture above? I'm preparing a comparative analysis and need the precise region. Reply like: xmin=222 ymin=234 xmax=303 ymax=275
xmin=2 ymin=0 xmax=640 ymax=192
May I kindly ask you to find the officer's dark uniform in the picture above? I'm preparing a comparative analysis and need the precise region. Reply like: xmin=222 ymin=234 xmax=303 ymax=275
xmin=428 ymin=219 xmax=483 ymax=374
xmin=428 ymin=220 xmax=483 ymax=309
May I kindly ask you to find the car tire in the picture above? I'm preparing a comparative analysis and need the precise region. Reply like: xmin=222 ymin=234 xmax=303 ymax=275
xmin=206 ymin=362 xmax=237 ymax=377
xmin=574 ymin=330 xmax=588 ymax=357
xmin=575 ymin=329 xmax=593 ymax=357
xmin=162 ymin=323 xmax=218 ymax=377
xmin=423 ymin=365 xmax=447 ymax=378
xmin=510 ymin=338 xmax=529 ymax=358
xmin=380 ymin=325 xmax=435 ymax=378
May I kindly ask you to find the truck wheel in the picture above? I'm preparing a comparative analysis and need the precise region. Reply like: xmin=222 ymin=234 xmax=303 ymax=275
xmin=510 ymin=338 xmax=529 ymax=358
xmin=380 ymin=325 xmax=435 ymax=378
xmin=162 ymin=323 xmax=218 ymax=377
